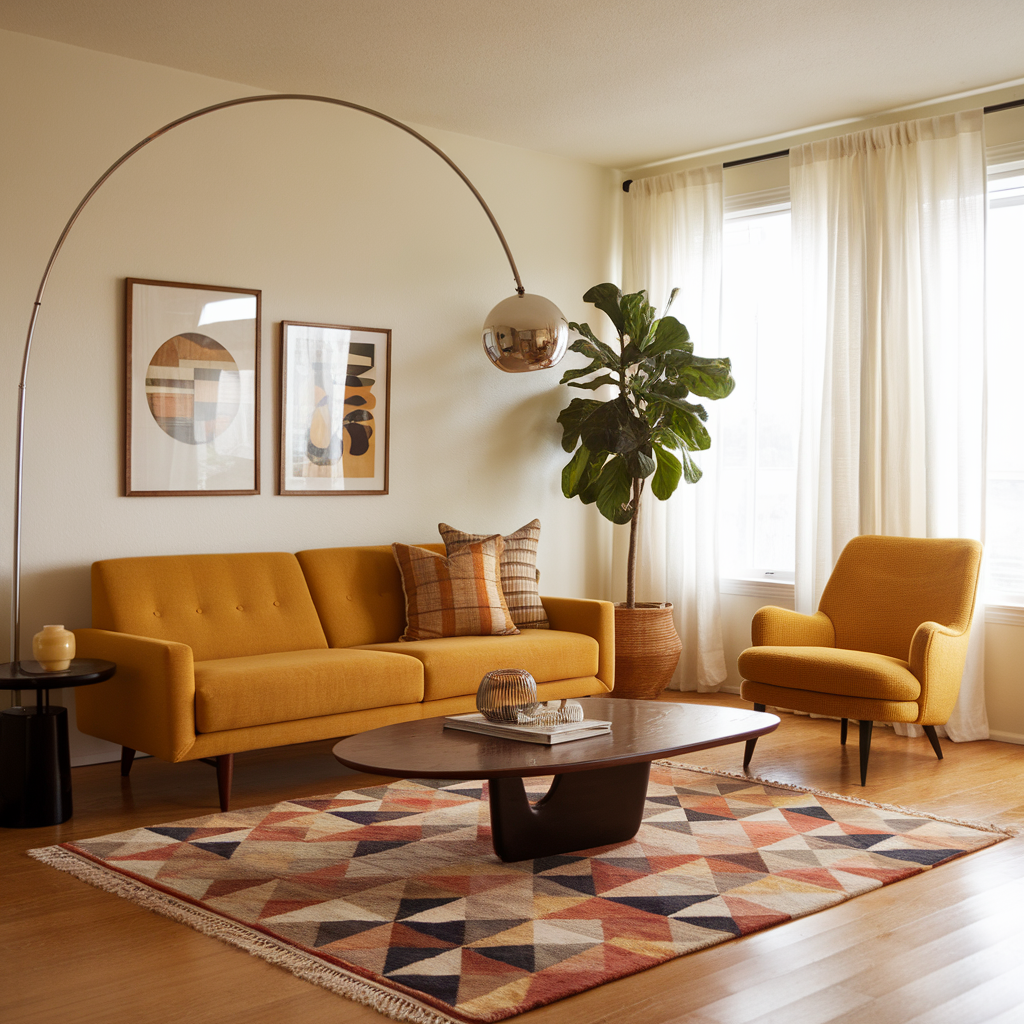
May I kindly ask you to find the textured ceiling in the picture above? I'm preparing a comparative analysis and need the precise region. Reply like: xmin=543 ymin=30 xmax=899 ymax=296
xmin=2 ymin=0 xmax=1023 ymax=168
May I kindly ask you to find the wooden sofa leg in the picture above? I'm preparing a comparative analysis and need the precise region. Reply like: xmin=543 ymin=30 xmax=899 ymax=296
xmin=217 ymin=754 xmax=234 ymax=812
xmin=120 ymin=746 xmax=136 ymax=777
xmin=858 ymin=720 xmax=873 ymax=786
xmin=923 ymin=725 xmax=944 ymax=761
xmin=743 ymin=703 xmax=766 ymax=769
xmin=840 ymin=718 xmax=848 ymax=745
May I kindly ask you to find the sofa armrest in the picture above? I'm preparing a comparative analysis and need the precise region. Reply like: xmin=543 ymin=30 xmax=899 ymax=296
xmin=909 ymin=620 xmax=971 ymax=724
xmin=73 ymin=628 xmax=197 ymax=762
xmin=541 ymin=596 xmax=615 ymax=691
xmin=751 ymin=607 xmax=835 ymax=648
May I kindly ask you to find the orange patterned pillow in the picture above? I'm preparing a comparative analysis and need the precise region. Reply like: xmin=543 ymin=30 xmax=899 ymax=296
xmin=438 ymin=519 xmax=549 ymax=629
xmin=392 ymin=537 xmax=520 ymax=641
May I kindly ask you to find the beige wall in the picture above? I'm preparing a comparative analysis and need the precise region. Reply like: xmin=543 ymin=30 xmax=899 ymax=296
xmin=0 ymin=29 xmax=616 ymax=763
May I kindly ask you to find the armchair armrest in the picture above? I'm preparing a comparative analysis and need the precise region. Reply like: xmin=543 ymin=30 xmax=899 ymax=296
xmin=73 ymin=628 xmax=197 ymax=762
xmin=751 ymin=607 xmax=835 ymax=648
xmin=541 ymin=596 xmax=615 ymax=691
xmin=909 ymin=620 xmax=972 ymax=724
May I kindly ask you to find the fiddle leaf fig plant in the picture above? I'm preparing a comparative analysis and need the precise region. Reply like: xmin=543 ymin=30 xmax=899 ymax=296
xmin=557 ymin=283 xmax=735 ymax=607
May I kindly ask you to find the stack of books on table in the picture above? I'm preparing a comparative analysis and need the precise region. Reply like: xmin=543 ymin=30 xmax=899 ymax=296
xmin=443 ymin=713 xmax=612 ymax=745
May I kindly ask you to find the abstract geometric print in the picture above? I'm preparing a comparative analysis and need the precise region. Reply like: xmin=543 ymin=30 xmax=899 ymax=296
xmin=33 ymin=765 xmax=1009 ymax=1024
xmin=145 ymin=332 xmax=241 ymax=444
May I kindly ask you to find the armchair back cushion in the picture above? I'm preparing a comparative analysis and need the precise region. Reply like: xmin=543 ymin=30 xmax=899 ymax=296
xmin=91 ymin=552 xmax=328 ymax=662
xmin=297 ymin=544 xmax=446 ymax=648
xmin=818 ymin=536 xmax=982 ymax=660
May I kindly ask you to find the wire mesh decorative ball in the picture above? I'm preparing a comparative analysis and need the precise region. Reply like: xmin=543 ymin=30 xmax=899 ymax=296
xmin=476 ymin=668 xmax=541 ymax=723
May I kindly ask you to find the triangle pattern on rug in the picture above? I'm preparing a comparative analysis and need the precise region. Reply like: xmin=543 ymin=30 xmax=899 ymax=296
xmin=51 ymin=762 xmax=1007 ymax=1024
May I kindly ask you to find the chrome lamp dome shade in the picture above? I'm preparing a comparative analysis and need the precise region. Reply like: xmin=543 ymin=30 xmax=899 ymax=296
xmin=482 ymin=292 xmax=568 ymax=372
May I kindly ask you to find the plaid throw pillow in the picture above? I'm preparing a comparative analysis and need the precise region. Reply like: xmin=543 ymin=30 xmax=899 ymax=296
xmin=392 ymin=537 xmax=519 ymax=642
xmin=438 ymin=519 xmax=549 ymax=629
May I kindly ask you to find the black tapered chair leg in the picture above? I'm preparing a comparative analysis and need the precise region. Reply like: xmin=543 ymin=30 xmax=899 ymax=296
xmin=743 ymin=703 xmax=766 ymax=769
xmin=923 ymin=725 xmax=944 ymax=761
xmin=840 ymin=718 xmax=848 ymax=745
xmin=858 ymin=719 xmax=873 ymax=786
xmin=120 ymin=746 xmax=136 ymax=777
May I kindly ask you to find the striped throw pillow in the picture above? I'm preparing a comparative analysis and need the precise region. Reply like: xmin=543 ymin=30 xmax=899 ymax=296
xmin=438 ymin=519 xmax=549 ymax=629
xmin=392 ymin=537 xmax=519 ymax=642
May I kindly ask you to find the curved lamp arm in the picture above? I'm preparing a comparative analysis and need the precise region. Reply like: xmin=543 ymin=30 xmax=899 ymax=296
xmin=11 ymin=92 xmax=562 ymax=671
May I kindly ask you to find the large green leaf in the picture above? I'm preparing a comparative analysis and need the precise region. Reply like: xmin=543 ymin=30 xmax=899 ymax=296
xmin=568 ymin=373 xmax=620 ymax=391
xmin=582 ymin=283 xmax=625 ymax=335
xmin=556 ymin=398 xmax=603 ymax=453
xmin=579 ymin=399 xmax=647 ymax=455
xmin=676 ymin=356 xmax=736 ymax=399
xmin=566 ymin=327 xmax=619 ymax=369
xmin=559 ymin=360 xmax=605 ymax=384
xmin=680 ymin=448 xmax=703 ymax=484
xmin=620 ymin=291 xmax=655 ymax=347
xmin=670 ymin=406 xmax=712 ymax=450
xmin=595 ymin=455 xmax=635 ymax=524
xmin=561 ymin=444 xmax=592 ymax=497
xmin=625 ymin=446 xmax=656 ymax=479
xmin=643 ymin=315 xmax=692 ymax=357
xmin=651 ymin=444 xmax=682 ymax=499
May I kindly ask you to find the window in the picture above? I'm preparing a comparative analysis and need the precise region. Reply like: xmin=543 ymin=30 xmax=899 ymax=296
xmin=718 ymin=190 xmax=798 ymax=582
xmin=985 ymin=157 xmax=1024 ymax=603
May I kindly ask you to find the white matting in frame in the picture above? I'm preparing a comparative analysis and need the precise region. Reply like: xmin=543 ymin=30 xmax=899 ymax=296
xmin=126 ymin=278 xmax=261 ymax=495
xmin=280 ymin=321 xmax=391 ymax=495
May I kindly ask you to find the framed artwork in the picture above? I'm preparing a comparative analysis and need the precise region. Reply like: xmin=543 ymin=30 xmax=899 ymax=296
xmin=279 ymin=321 xmax=391 ymax=495
xmin=126 ymin=278 xmax=260 ymax=496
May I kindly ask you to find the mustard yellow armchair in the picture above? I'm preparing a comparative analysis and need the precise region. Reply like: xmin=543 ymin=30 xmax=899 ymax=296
xmin=738 ymin=536 xmax=982 ymax=785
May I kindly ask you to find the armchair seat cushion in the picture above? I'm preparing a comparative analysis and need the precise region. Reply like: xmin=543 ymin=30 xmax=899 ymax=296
xmin=194 ymin=649 xmax=424 ymax=733
xmin=357 ymin=629 xmax=599 ymax=702
xmin=737 ymin=645 xmax=921 ymax=702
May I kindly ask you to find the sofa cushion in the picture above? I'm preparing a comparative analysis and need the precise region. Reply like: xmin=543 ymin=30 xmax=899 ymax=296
xmin=296 ymin=543 xmax=445 ymax=648
xmin=392 ymin=538 xmax=519 ymax=641
xmin=439 ymin=519 xmax=549 ymax=629
xmin=357 ymin=629 xmax=599 ymax=702
xmin=92 ymin=552 xmax=328 ymax=662
xmin=194 ymin=648 xmax=424 ymax=733
xmin=737 ymin=646 xmax=922 ymax=702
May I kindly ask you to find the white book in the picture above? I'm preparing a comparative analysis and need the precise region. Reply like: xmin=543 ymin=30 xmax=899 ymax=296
xmin=443 ymin=713 xmax=612 ymax=745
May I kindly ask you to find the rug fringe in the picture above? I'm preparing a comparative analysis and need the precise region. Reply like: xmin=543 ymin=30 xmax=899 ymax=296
xmin=659 ymin=760 xmax=1020 ymax=838
xmin=26 ymin=845 xmax=463 ymax=1024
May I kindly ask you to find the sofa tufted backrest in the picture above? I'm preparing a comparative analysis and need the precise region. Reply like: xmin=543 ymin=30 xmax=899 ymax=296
xmin=91 ymin=552 xmax=328 ymax=661
xmin=296 ymin=544 xmax=445 ymax=648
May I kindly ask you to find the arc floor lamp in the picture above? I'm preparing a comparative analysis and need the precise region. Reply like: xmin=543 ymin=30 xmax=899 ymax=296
xmin=9 ymin=92 xmax=570 ymax=677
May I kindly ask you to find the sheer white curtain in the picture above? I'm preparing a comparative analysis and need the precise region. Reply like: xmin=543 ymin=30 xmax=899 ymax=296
xmin=791 ymin=109 xmax=988 ymax=740
xmin=622 ymin=166 xmax=727 ymax=691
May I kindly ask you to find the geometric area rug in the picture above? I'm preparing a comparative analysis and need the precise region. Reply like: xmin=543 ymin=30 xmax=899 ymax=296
xmin=31 ymin=762 xmax=1012 ymax=1024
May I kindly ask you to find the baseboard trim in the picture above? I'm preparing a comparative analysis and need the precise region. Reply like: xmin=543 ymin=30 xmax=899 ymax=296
xmin=988 ymin=730 xmax=1024 ymax=746
xmin=72 ymin=751 xmax=151 ymax=768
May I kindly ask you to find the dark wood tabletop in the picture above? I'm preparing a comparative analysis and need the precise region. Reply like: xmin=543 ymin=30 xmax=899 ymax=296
xmin=0 ymin=659 xmax=116 ymax=691
xmin=333 ymin=697 xmax=779 ymax=780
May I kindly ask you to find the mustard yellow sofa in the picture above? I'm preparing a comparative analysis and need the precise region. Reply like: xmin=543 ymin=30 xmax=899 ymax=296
xmin=74 ymin=545 xmax=614 ymax=809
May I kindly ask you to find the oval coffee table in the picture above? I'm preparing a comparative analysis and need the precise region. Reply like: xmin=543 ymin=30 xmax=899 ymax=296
xmin=333 ymin=698 xmax=779 ymax=862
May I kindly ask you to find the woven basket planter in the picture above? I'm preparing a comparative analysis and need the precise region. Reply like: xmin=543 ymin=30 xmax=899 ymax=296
xmin=610 ymin=602 xmax=683 ymax=700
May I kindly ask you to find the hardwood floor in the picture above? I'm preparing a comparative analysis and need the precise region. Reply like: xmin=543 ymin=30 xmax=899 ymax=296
xmin=2 ymin=692 xmax=1022 ymax=1024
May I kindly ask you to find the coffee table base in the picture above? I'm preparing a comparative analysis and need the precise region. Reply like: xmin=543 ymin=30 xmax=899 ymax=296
xmin=488 ymin=761 xmax=652 ymax=862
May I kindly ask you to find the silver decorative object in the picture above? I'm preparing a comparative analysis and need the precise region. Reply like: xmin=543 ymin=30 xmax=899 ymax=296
xmin=533 ymin=699 xmax=585 ymax=726
xmin=477 ymin=668 xmax=540 ymax=723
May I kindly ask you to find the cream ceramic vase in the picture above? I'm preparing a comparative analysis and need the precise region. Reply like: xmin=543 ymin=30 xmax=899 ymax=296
xmin=32 ymin=624 xmax=75 ymax=671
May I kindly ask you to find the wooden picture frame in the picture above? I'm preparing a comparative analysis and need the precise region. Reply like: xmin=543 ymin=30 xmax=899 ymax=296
xmin=125 ymin=278 xmax=261 ymax=496
xmin=279 ymin=321 xmax=391 ymax=495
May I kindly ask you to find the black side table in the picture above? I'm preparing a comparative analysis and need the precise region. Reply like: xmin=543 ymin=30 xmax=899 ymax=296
xmin=0 ymin=659 xmax=116 ymax=828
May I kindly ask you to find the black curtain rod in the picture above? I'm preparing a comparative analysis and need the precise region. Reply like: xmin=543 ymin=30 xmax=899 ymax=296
xmin=622 ymin=97 xmax=1024 ymax=191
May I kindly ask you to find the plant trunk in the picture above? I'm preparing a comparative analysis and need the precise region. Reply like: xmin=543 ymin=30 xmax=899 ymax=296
xmin=625 ymin=478 xmax=642 ymax=609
